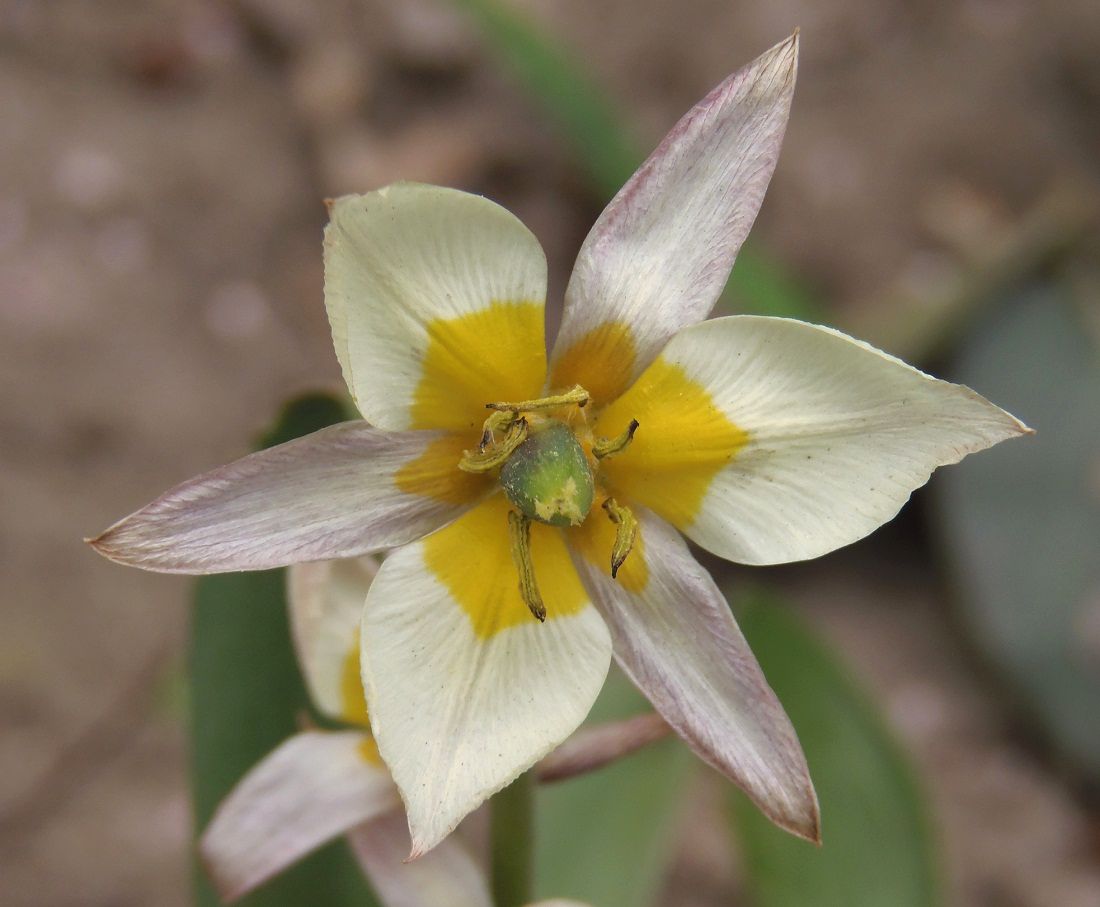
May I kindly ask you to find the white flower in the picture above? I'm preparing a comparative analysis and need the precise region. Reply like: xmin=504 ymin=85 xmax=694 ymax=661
xmin=90 ymin=33 xmax=1029 ymax=858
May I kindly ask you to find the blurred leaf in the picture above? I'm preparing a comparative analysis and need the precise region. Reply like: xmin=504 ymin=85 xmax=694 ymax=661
xmin=730 ymin=592 xmax=940 ymax=907
xmin=450 ymin=0 xmax=823 ymax=322
xmin=935 ymin=286 xmax=1100 ymax=778
xmin=534 ymin=668 xmax=694 ymax=907
xmin=190 ymin=393 xmax=378 ymax=907
xmin=452 ymin=0 xmax=638 ymax=197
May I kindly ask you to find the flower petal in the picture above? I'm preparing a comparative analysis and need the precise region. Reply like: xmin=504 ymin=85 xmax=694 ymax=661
xmin=361 ymin=494 xmax=612 ymax=857
xmin=325 ymin=184 xmax=548 ymax=432
xmin=598 ymin=316 xmax=1032 ymax=565
xmin=347 ymin=812 xmax=491 ymax=907
xmin=89 ymin=423 xmax=487 ymax=573
xmin=549 ymin=33 xmax=798 ymax=404
xmin=569 ymin=509 xmax=819 ymax=841
xmin=288 ymin=556 xmax=378 ymax=726
xmin=200 ymin=731 xmax=398 ymax=902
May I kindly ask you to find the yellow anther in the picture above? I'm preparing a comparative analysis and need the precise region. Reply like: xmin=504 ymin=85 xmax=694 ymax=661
xmin=459 ymin=418 xmax=528 ymax=473
xmin=508 ymin=510 xmax=546 ymax=622
xmin=486 ymin=385 xmax=589 ymax=414
xmin=479 ymin=409 xmax=517 ymax=449
xmin=593 ymin=419 xmax=639 ymax=460
xmin=602 ymin=498 xmax=639 ymax=579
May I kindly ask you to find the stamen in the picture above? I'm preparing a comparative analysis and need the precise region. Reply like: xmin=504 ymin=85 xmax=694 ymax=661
xmin=508 ymin=510 xmax=546 ymax=622
xmin=459 ymin=418 xmax=528 ymax=473
xmin=593 ymin=419 xmax=639 ymax=460
xmin=602 ymin=498 xmax=639 ymax=579
xmin=479 ymin=409 xmax=517 ymax=449
xmin=486 ymin=384 xmax=589 ymax=414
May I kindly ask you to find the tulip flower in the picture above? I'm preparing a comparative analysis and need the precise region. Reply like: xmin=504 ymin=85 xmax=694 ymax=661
xmin=90 ymin=32 xmax=1029 ymax=859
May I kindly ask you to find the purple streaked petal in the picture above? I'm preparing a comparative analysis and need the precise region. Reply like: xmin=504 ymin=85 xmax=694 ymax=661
xmin=88 ymin=422 xmax=479 ymax=573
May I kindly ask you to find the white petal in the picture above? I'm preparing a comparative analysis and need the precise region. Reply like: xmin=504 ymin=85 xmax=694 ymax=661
xmin=347 ymin=812 xmax=491 ymax=907
xmin=89 ymin=423 xmax=480 ymax=573
xmin=361 ymin=496 xmax=612 ymax=857
xmin=200 ymin=731 xmax=398 ymax=901
xmin=636 ymin=316 xmax=1032 ymax=565
xmin=570 ymin=509 xmax=819 ymax=841
xmin=324 ymin=184 xmax=549 ymax=432
xmin=288 ymin=557 xmax=378 ymax=725
xmin=549 ymin=34 xmax=798 ymax=404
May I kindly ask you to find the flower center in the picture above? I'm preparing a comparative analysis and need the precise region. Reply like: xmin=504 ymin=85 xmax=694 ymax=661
xmin=500 ymin=421 xmax=595 ymax=527
xmin=456 ymin=385 xmax=641 ymax=623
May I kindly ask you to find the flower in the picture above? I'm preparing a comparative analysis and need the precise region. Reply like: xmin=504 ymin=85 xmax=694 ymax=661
xmin=90 ymin=32 xmax=1029 ymax=859
xmin=203 ymin=554 xmax=593 ymax=907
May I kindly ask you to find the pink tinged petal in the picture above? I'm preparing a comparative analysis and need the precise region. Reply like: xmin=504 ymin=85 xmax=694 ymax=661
xmin=200 ymin=731 xmax=399 ymax=902
xmin=550 ymin=33 xmax=798 ymax=399
xmin=88 ymin=423 xmax=473 ymax=573
xmin=537 ymin=712 xmax=670 ymax=783
xmin=570 ymin=510 xmax=820 ymax=842
xmin=652 ymin=316 xmax=1033 ymax=565
xmin=347 ymin=812 xmax=492 ymax=907
xmin=288 ymin=557 xmax=378 ymax=725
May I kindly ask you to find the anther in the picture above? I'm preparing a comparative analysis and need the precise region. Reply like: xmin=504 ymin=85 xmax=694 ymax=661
xmin=508 ymin=510 xmax=546 ymax=622
xmin=593 ymin=419 xmax=639 ymax=460
xmin=459 ymin=418 xmax=528 ymax=473
xmin=602 ymin=498 xmax=639 ymax=579
xmin=486 ymin=385 xmax=589 ymax=414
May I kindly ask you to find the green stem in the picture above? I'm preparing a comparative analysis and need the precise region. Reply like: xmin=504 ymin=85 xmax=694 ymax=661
xmin=490 ymin=771 xmax=535 ymax=907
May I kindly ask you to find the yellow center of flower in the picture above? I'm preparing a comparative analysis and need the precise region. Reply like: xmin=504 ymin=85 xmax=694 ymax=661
xmin=456 ymin=385 xmax=640 ymax=622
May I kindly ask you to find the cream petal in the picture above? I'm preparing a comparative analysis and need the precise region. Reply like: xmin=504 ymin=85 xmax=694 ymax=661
xmin=570 ymin=509 xmax=819 ymax=841
xmin=200 ymin=731 xmax=398 ymax=901
xmin=347 ymin=812 xmax=491 ymax=907
xmin=607 ymin=316 xmax=1032 ymax=565
xmin=88 ymin=423 xmax=480 ymax=573
xmin=360 ymin=496 xmax=612 ymax=858
xmin=549 ymin=34 xmax=798 ymax=404
xmin=325 ymin=184 xmax=548 ymax=432
xmin=288 ymin=557 xmax=378 ymax=726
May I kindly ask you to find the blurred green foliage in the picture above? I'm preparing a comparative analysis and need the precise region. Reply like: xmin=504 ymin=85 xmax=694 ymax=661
xmin=189 ymin=394 xmax=379 ymax=907
xmin=937 ymin=287 xmax=1100 ymax=779
xmin=732 ymin=592 xmax=941 ymax=907
xmin=535 ymin=669 xmax=694 ymax=907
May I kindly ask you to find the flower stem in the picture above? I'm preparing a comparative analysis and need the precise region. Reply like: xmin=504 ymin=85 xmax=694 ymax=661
xmin=490 ymin=771 xmax=535 ymax=907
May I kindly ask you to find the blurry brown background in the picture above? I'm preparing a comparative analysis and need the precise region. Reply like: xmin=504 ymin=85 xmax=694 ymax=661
xmin=2 ymin=1 xmax=1099 ymax=905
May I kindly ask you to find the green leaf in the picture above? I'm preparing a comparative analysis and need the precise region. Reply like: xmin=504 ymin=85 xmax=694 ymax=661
xmin=189 ymin=393 xmax=378 ymax=907
xmin=730 ymin=593 xmax=941 ymax=907
xmin=534 ymin=669 xmax=694 ymax=907
xmin=450 ymin=0 xmax=823 ymax=323
xmin=935 ymin=286 xmax=1100 ymax=778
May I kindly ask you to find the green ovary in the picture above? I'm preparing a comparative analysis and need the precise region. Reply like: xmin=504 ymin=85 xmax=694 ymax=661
xmin=500 ymin=421 xmax=595 ymax=527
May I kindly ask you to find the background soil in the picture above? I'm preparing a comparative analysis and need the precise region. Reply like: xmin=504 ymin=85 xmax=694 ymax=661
xmin=1 ymin=1 xmax=1098 ymax=905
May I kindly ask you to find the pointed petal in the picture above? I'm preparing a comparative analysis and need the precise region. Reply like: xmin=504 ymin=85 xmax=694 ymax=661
xmin=537 ymin=712 xmax=670 ymax=783
xmin=361 ymin=495 xmax=612 ymax=857
xmin=89 ymin=423 xmax=487 ymax=573
xmin=347 ymin=812 xmax=491 ymax=907
xmin=570 ymin=509 xmax=819 ymax=841
xmin=325 ymin=184 xmax=548 ymax=432
xmin=550 ymin=34 xmax=798 ymax=404
xmin=598 ymin=316 xmax=1032 ymax=565
xmin=200 ymin=731 xmax=398 ymax=902
xmin=288 ymin=557 xmax=378 ymax=726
